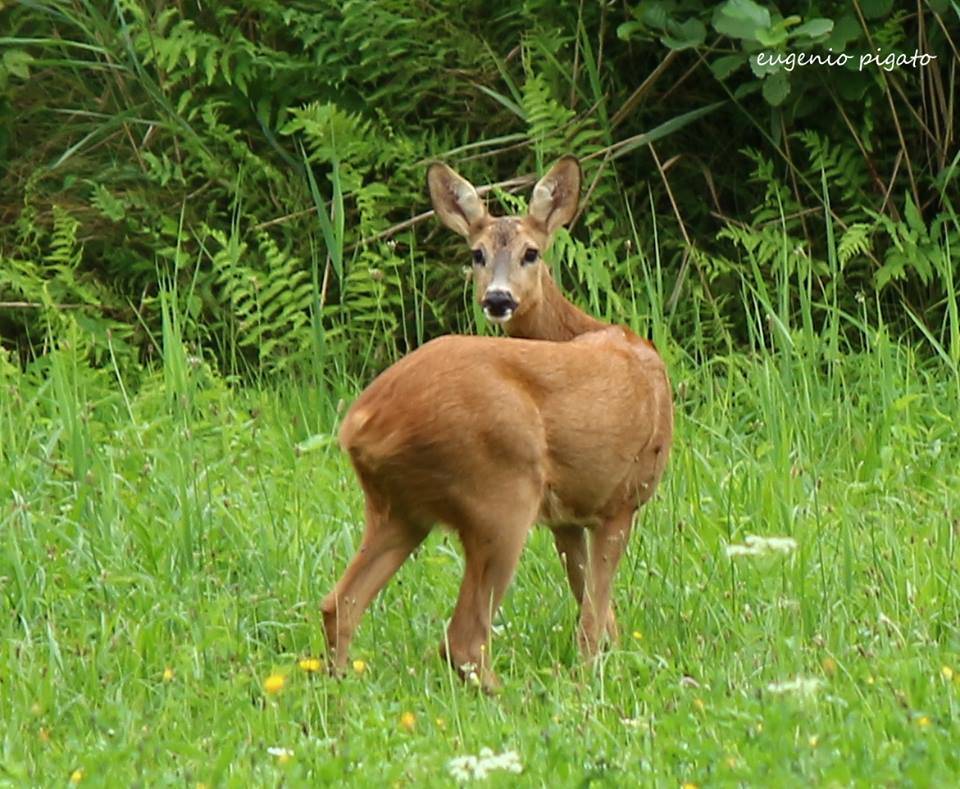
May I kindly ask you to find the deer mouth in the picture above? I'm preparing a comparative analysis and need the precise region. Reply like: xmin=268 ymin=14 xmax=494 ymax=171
xmin=483 ymin=306 xmax=514 ymax=324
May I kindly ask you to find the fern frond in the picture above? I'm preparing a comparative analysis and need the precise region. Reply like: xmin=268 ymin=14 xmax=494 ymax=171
xmin=837 ymin=223 xmax=872 ymax=267
xmin=522 ymin=73 xmax=575 ymax=162
xmin=795 ymin=130 xmax=868 ymax=205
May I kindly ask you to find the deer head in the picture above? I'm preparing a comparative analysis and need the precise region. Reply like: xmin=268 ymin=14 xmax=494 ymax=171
xmin=427 ymin=156 xmax=581 ymax=326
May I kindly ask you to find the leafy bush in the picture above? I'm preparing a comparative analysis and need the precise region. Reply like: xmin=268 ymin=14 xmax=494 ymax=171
xmin=0 ymin=0 xmax=956 ymax=375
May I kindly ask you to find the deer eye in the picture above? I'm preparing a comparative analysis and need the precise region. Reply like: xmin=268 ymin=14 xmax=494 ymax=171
xmin=472 ymin=249 xmax=485 ymax=266
xmin=522 ymin=248 xmax=539 ymax=265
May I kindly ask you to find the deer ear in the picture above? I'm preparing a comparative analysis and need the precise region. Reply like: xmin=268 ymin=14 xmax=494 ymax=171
xmin=427 ymin=163 xmax=488 ymax=238
xmin=528 ymin=156 xmax=581 ymax=235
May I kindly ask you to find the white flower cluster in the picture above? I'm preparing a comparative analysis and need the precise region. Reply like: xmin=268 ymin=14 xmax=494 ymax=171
xmin=766 ymin=677 xmax=823 ymax=697
xmin=620 ymin=717 xmax=652 ymax=732
xmin=448 ymin=748 xmax=523 ymax=782
xmin=267 ymin=746 xmax=294 ymax=758
xmin=725 ymin=535 xmax=797 ymax=558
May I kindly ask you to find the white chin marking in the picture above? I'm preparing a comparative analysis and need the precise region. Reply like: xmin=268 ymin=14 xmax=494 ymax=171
xmin=483 ymin=309 xmax=513 ymax=325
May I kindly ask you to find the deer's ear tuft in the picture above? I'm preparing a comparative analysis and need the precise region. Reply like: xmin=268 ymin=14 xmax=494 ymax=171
xmin=427 ymin=163 xmax=488 ymax=238
xmin=528 ymin=156 xmax=581 ymax=235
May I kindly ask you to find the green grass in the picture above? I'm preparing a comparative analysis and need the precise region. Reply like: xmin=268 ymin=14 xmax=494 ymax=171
xmin=2 ymin=287 xmax=958 ymax=787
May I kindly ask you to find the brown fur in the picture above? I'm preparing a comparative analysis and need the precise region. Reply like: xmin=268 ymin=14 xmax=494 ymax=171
xmin=321 ymin=158 xmax=674 ymax=692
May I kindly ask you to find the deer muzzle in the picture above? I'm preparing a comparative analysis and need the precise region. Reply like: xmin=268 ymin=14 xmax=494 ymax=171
xmin=481 ymin=289 xmax=518 ymax=323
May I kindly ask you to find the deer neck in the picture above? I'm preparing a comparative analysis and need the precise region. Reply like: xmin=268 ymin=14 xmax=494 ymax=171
xmin=505 ymin=269 xmax=608 ymax=342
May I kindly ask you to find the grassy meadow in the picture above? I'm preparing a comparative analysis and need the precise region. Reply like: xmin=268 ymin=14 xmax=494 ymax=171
xmin=2 ymin=251 xmax=959 ymax=787
xmin=2 ymin=2 xmax=958 ymax=785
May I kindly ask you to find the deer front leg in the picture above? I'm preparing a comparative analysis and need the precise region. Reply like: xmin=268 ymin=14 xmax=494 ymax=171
xmin=578 ymin=506 xmax=635 ymax=658
xmin=552 ymin=525 xmax=619 ymax=642
xmin=321 ymin=502 xmax=427 ymax=671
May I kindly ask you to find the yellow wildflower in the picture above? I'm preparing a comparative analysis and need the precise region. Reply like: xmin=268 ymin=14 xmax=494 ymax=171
xmin=941 ymin=666 xmax=954 ymax=681
xmin=70 ymin=769 xmax=84 ymax=784
xmin=162 ymin=667 xmax=174 ymax=682
xmin=263 ymin=673 xmax=286 ymax=694
xmin=268 ymin=746 xmax=294 ymax=764
xmin=692 ymin=698 xmax=705 ymax=713
xmin=399 ymin=711 xmax=416 ymax=732
xmin=632 ymin=631 xmax=643 ymax=641
xmin=298 ymin=658 xmax=322 ymax=673
xmin=821 ymin=657 xmax=837 ymax=676
xmin=353 ymin=659 xmax=367 ymax=675
xmin=917 ymin=715 xmax=931 ymax=728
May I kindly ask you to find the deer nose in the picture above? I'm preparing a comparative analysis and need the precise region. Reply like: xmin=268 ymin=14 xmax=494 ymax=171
xmin=481 ymin=290 xmax=518 ymax=320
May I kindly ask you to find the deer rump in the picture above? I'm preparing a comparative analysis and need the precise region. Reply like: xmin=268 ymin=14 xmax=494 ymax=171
xmin=340 ymin=331 xmax=672 ymax=530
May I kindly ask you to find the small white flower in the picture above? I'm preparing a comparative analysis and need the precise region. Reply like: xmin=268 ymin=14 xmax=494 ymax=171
xmin=726 ymin=534 xmax=797 ymax=558
xmin=620 ymin=717 xmax=651 ymax=732
xmin=448 ymin=755 xmax=481 ymax=782
xmin=484 ymin=749 xmax=522 ymax=773
xmin=726 ymin=544 xmax=762 ymax=557
xmin=747 ymin=535 xmax=797 ymax=553
xmin=448 ymin=748 xmax=523 ymax=781
xmin=766 ymin=677 xmax=823 ymax=697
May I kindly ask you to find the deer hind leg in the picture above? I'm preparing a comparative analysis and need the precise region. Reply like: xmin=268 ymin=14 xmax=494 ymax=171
xmin=441 ymin=493 xmax=539 ymax=694
xmin=578 ymin=506 xmax=636 ymax=658
xmin=321 ymin=497 xmax=427 ymax=671
xmin=552 ymin=525 xmax=618 ymax=642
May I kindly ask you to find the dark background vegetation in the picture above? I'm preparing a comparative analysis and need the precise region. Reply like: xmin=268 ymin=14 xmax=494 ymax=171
xmin=0 ymin=0 xmax=956 ymax=379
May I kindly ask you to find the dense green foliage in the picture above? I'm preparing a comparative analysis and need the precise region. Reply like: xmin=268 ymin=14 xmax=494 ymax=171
xmin=2 ymin=1 xmax=959 ymax=785
xmin=1 ymin=0 xmax=957 ymax=376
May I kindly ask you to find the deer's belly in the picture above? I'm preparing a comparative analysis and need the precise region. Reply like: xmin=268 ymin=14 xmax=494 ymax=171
xmin=538 ymin=485 xmax=603 ymax=527
xmin=538 ymin=444 xmax=664 ymax=526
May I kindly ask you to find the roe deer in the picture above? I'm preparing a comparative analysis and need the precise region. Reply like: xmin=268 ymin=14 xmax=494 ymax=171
xmin=322 ymin=157 xmax=673 ymax=692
